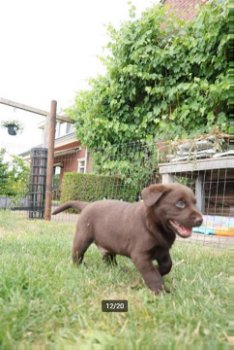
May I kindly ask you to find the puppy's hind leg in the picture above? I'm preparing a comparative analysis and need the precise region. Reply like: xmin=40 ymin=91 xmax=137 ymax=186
xmin=72 ymin=231 xmax=93 ymax=265
xmin=98 ymin=246 xmax=117 ymax=266
xmin=103 ymin=253 xmax=117 ymax=266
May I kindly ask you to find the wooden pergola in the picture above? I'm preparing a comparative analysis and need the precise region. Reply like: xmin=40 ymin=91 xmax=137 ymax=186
xmin=0 ymin=97 xmax=72 ymax=220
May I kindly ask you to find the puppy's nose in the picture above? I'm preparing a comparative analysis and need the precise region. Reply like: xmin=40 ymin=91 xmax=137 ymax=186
xmin=194 ymin=215 xmax=203 ymax=226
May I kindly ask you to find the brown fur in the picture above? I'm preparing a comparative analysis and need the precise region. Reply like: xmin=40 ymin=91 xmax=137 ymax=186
xmin=53 ymin=183 xmax=203 ymax=294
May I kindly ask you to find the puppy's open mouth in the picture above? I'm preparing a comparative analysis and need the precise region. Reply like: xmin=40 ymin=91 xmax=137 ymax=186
xmin=169 ymin=220 xmax=192 ymax=238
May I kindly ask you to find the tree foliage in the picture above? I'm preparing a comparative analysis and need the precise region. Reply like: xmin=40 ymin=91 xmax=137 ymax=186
xmin=67 ymin=0 xmax=229 ymax=149
xmin=0 ymin=149 xmax=10 ymax=196
xmin=0 ymin=149 xmax=29 ymax=196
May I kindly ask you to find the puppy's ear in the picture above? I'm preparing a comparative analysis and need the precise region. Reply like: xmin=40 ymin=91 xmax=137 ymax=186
xmin=141 ymin=184 xmax=170 ymax=207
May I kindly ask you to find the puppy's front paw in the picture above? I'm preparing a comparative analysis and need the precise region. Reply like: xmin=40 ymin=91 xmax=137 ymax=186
xmin=162 ymin=285 xmax=170 ymax=293
xmin=154 ymin=284 xmax=170 ymax=294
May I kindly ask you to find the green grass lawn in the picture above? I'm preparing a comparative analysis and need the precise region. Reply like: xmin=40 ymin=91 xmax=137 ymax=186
xmin=0 ymin=211 xmax=231 ymax=349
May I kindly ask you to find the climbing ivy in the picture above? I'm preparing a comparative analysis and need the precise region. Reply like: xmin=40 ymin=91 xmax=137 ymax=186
xmin=67 ymin=0 xmax=229 ymax=149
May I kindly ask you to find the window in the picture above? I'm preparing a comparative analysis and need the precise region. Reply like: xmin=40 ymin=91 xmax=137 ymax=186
xmin=66 ymin=123 xmax=74 ymax=134
xmin=59 ymin=123 xmax=67 ymax=137
xmin=55 ymin=122 xmax=74 ymax=138
xmin=55 ymin=122 xmax=61 ymax=138
xmin=78 ymin=159 xmax=86 ymax=173
xmin=54 ymin=166 xmax=61 ymax=175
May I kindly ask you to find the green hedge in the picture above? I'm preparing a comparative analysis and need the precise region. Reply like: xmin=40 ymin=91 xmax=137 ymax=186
xmin=60 ymin=173 xmax=138 ymax=203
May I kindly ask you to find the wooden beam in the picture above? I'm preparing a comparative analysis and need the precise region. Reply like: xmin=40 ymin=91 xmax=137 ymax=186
xmin=0 ymin=97 xmax=72 ymax=123
xmin=159 ymin=156 xmax=234 ymax=174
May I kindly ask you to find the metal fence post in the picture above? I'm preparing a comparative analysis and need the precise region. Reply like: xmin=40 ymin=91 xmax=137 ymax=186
xmin=28 ymin=148 xmax=48 ymax=219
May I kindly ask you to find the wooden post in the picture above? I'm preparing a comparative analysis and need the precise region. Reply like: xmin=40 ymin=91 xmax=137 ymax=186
xmin=195 ymin=174 xmax=205 ymax=212
xmin=44 ymin=100 xmax=57 ymax=220
xmin=161 ymin=173 xmax=174 ymax=184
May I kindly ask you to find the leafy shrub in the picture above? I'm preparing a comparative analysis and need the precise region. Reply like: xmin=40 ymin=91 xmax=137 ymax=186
xmin=91 ymin=140 xmax=160 ymax=196
xmin=60 ymin=172 xmax=138 ymax=203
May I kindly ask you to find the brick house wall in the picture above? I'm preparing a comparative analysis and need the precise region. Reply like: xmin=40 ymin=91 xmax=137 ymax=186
xmin=54 ymin=141 xmax=85 ymax=173
xmin=162 ymin=0 xmax=209 ymax=20
xmin=53 ymin=139 xmax=89 ymax=198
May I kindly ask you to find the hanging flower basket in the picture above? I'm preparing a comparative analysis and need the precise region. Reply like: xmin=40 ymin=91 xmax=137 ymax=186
xmin=1 ymin=120 xmax=23 ymax=136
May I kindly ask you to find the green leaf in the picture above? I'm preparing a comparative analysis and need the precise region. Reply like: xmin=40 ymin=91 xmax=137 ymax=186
xmin=65 ymin=0 xmax=228 ymax=150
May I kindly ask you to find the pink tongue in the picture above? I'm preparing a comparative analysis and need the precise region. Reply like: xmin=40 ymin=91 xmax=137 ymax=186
xmin=178 ymin=226 xmax=192 ymax=237
xmin=170 ymin=220 xmax=192 ymax=237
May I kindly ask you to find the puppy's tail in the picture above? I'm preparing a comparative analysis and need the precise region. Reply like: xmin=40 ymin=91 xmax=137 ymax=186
xmin=52 ymin=200 xmax=89 ymax=215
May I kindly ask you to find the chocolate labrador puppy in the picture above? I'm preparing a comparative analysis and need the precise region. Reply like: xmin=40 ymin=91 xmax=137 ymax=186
xmin=53 ymin=183 xmax=203 ymax=294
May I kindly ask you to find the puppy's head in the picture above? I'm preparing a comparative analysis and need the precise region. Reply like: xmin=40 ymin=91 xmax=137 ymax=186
xmin=141 ymin=183 xmax=203 ymax=238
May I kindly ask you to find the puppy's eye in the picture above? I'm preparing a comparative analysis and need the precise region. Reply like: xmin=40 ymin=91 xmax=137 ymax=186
xmin=176 ymin=200 xmax=186 ymax=209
